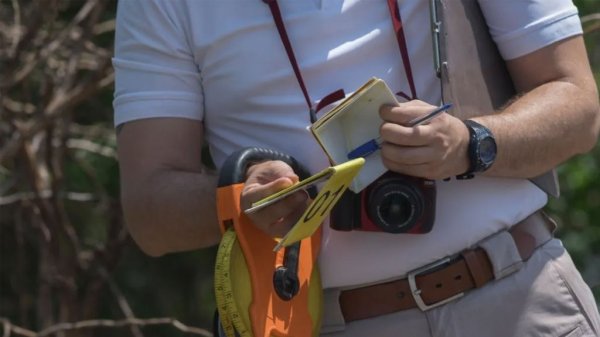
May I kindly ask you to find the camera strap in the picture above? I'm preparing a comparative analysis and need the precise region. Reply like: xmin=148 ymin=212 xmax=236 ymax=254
xmin=262 ymin=0 xmax=418 ymax=123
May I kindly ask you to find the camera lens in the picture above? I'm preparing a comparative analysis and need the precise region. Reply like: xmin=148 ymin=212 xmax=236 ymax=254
xmin=367 ymin=180 xmax=423 ymax=233
xmin=380 ymin=191 xmax=413 ymax=224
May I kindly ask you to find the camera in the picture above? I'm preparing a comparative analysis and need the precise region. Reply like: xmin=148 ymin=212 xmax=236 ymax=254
xmin=330 ymin=172 xmax=436 ymax=234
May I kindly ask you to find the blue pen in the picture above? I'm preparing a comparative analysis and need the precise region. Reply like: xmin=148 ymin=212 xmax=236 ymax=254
xmin=347 ymin=103 xmax=453 ymax=160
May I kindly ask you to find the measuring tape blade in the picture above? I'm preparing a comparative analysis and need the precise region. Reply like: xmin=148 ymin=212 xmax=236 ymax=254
xmin=215 ymin=229 xmax=253 ymax=337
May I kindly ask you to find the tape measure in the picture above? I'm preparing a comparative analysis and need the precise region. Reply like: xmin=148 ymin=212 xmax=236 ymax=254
xmin=214 ymin=228 xmax=324 ymax=337
xmin=214 ymin=228 xmax=251 ymax=337
xmin=213 ymin=148 xmax=365 ymax=337
xmin=214 ymin=147 xmax=325 ymax=337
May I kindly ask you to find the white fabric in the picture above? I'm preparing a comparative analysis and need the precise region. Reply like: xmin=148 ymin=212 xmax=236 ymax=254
xmin=113 ymin=0 xmax=581 ymax=288
xmin=478 ymin=0 xmax=581 ymax=59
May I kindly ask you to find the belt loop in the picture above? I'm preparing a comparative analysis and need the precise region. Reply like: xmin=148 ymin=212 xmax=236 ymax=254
xmin=479 ymin=231 xmax=523 ymax=280
xmin=461 ymin=250 xmax=492 ymax=288
xmin=321 ymin=288 xmax=346 ymax=334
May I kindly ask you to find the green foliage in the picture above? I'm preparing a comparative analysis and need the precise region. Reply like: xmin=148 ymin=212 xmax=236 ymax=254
xmin=574 ymin=0 xmax=600 ymax=14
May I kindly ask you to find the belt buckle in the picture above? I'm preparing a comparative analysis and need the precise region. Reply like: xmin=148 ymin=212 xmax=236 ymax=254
xmin=407 ymin=257 xmax=464 ymax=311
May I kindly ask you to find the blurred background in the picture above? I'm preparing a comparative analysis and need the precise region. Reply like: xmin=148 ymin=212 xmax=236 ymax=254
xmin=0 ymin=1 xmax=599 ymax=336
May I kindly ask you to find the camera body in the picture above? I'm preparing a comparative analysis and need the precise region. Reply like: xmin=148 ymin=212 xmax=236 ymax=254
xmin=330 ymin=172 xmax=436 ymax=234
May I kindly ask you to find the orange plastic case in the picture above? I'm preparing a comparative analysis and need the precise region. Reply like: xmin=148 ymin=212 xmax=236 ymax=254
xmin=216 ymin=183 xmax=322 ymax=337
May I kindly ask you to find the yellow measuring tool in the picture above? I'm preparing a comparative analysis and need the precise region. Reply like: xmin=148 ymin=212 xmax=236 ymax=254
xmin=215 ymin=148 xmax=363 ymax=337
xmin=214 ymin=227 xmax=324 ymax=337
xmin=214 ymin=229 xmax=248 ymax=337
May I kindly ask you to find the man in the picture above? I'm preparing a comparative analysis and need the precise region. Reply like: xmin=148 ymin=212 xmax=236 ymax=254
xmin=113 ymin=0 xmax=600 ymax=336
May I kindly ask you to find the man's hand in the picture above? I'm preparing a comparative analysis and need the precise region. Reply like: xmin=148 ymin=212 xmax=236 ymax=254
xmin=379 ymin=100 xmax=470 ymax=180
xmin=240 ymin=161 xmax=309 ymax=238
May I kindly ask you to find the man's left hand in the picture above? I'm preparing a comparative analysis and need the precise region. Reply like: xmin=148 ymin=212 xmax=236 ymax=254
xmin=379 ymin=100 xmax=470 ymax=180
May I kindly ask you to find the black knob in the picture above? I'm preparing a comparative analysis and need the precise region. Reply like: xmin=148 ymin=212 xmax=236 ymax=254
xmin=273 ymin=242 xmax=301 ymax=301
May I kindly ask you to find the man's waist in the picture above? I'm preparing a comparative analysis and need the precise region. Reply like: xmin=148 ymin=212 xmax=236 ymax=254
xmin=321 ymin=210 xmax=556 ymax=328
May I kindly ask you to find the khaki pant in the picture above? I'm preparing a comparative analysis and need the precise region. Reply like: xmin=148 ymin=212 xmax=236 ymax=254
xmin=321 ymin=239 xmax=600 ymax=337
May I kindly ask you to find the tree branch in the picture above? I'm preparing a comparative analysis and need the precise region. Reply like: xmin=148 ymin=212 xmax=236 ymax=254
xmin=0 ymin=318 xmax=213 ymax=337
xmin=97 ymin=268 xmax=144 ymax=337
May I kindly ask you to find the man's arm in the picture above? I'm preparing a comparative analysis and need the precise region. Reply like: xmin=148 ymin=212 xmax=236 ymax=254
xmin=473 ymin=35 xmax=600 ymax=178
xmin=117 ymin=118 xmax=221 ymax=256
xmin=379 ymin=35 xmax=600 ymax=180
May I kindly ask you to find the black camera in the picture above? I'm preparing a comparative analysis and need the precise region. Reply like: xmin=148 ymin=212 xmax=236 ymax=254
xmin=330 ymin=172 xmax=436 ymax=234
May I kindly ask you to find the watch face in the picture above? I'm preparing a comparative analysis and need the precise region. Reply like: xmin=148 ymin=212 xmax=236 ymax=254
xmin=479 ymin=137 xmax=497 ymax=165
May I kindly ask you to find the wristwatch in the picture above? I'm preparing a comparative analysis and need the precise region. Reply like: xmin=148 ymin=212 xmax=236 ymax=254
xmin=457 ymin=120 xmax=497 ymax=179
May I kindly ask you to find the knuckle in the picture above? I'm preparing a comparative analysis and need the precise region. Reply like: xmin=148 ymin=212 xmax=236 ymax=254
xmin=382 ymin=153 xmax=401 ymax=167
xmin=380 ymin=123 xmax=395 ymax=138
xmin=431 ymin=129 xmax=444 ymax=145
xmin=380 ymin=144 xmax=392 ymax=158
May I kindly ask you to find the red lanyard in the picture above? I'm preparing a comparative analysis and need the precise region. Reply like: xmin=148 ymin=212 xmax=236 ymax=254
xmin=385 ymin=0 xmax=418 ymax=101
xmin=262 ymin=0 xmax=418 ymax=123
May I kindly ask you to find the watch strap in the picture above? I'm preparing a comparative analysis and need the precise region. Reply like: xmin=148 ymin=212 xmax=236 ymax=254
xmin=456 ymin=120 xmax=496 ymax=179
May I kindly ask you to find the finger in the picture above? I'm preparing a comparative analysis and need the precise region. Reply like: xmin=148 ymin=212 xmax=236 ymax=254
xmin=379 ymin=122 xmax=433 ymax=147
xmin=380 ymin=143 xmax=436 ymax=166
xmin=379 ymin=101 xmax=434 ymax=125
xmin=246 ymin=160 xmax=299 ymax=185
xmin=247 ymin=190 xmax=308 ymax=233
xmin=266 ymin=198 xmax=310 ymax=238
xmin=242 ymin=176 xmax=297 ymax=206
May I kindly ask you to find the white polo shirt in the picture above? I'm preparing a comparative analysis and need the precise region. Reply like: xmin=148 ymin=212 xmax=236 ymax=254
xmin=113 ymin=0 xmax=582 ymax=288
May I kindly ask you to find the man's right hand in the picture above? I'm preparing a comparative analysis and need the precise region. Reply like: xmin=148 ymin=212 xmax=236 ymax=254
xmin=240 ymin=160 xmax=309 ymax=238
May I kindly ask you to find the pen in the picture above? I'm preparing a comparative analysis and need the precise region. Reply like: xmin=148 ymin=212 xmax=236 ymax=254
xmin=407 ymin=103 xmax=453 ymax=127
xmin=347 ymin=103 xmax=453 ymax=160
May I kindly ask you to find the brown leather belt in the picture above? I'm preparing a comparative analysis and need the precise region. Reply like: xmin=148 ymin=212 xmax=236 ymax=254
xmin=339 ymin=211 xmax=556 ymax=322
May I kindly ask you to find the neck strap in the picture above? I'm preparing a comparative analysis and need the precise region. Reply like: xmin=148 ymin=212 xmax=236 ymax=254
xmin=263 ymin=0 xmax=417 ymax=122
xmin=386 ymin=0 xmax=418 ymax=101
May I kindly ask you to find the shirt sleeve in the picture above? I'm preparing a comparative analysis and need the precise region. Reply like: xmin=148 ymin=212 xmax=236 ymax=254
xmin=112 ymin=0 xmax=203 ymax=127
xmin=477 ymin=0 xmax=583 ymax=60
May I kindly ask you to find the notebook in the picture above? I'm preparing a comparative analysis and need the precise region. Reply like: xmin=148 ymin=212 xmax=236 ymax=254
xmin=310 ymin=77 xmax=397 ymax=192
